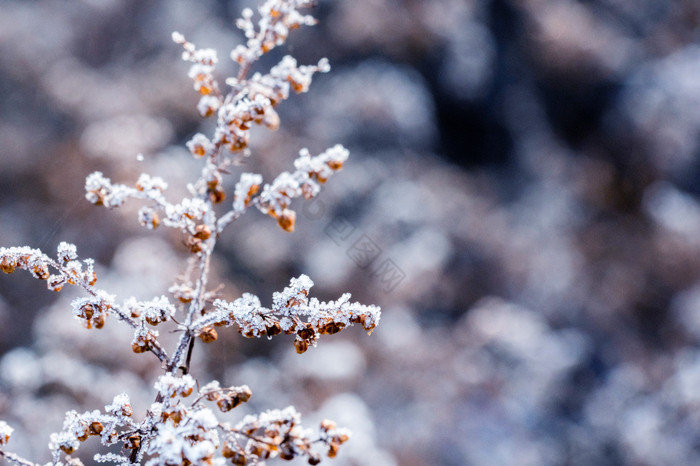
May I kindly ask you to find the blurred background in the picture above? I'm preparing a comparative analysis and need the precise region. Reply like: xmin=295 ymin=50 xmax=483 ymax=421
xmin=2 ymin=0 xmax=700 ymax=464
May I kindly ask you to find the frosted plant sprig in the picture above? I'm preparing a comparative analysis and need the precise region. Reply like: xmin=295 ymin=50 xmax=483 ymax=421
xmin=0 ymin=0 xmax=380 ymax=464
xmin=218 ymin=144 xmax=349 ymax=233
xmin=0 ymin=245 xmax=170 ymax=363
xmin=195 ymin=274 xmax=381 ymax=354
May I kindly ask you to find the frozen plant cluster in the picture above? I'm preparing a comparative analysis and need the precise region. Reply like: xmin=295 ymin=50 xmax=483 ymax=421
xmin=0 ymin=1 xmax=379 ymax=464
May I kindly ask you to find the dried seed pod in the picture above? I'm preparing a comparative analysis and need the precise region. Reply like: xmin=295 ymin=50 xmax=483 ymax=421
xmin=280 ymin=444 xmax=295 ymax=460
xmin=88 ymin=421 xmax=103 ymax=436
xmin=132 ymin=341 xmax=147 ymax=353
xmin=0 ymin=258 xmax=15 ymax=274
xmin=86 ymin=270 xmax=98 ymax=286
xmin=59 ymin=444 xmax=76 ymax=455
xmin=266 ymin=322 xmax=282 ymax=337
xmin=320 ymin=419 xmax=336 ymax=432
xmin=277 ymin=209 xmax=296 ymax=232
xmin=168 ymin=408 xmax=184 ymax=425
xmin=47 ymin=274 xmax=66 ymax=292
xmin=124 ymin=434 xmax=140 ymax=449
xmin=297 ymin=325 xmax=314 ymax=340
xmin=32 ymin=264 xmax=50 ymax=280
xmin=294 ymin=338 xmax=309 ymax=354
xmin=93 ymin=314 xmax=105 ymax=329
xmin=326 ymin=160 xmax=343 ymax=170
xmin=209 ymin=187 xmax=226 ymax=204
xmin=223 ymin=444 xmax=247 ymax=465
xmin=76 ymin=425 xmax=89 ymax=442
xmin=81 ymin=303 xmax=95 ymax=320
xmin=194 ymin=224 xmax=212 ymax=240
xmin=0 ymin=425 xmax=11 ymax=445
xmin=328 ymin=442 xmax=339 ymax=458
xmin=132 ymin=331 xmax=156 ymax=354
xmin=186 ymin=237 xmax=203 ymax=254
xmin=199 ymin=326 xmax=218 ymax=343
xmin=216 ymin=397 xmax=237 ymax=412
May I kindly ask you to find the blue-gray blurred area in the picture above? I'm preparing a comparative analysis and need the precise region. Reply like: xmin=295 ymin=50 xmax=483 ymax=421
xmin=2 ymin=0 xmax=700 ymax=464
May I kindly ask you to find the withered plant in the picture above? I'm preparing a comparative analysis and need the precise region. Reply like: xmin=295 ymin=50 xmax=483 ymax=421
xmin=0 ymin=1 xmax=380 ymax=464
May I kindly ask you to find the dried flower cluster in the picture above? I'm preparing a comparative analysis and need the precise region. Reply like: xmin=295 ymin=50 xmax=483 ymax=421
xmin=0 ymin=1 xmax=380 ymax=464
xmin=200 ymin=274 xmax=380 ymax=354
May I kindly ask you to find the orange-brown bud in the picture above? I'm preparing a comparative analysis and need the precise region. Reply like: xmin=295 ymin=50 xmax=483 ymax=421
xmin=145 ymin=315 xmax=162 ymax=326
xmin=277 ymin=209 xmax=296 ymax=232
xmin=33 ymin=264 xmax=50 ymax=280
xmin=47 ymin=275 xmax=65 ymax=292
xmin=59 ymin=445 xmax=76 ymax=454
xmin=328 ymin=442 xmax=339 ymax=458
xmin=89 ymin=421 xmax=103 ymax=436
xmin=266 ymin=322 xmax=282 ymax=337
xmin=194 ymin=224 xmax=212 ymax=240
xmin=297 ymin=325 xmax=315 ymax=340
xmin=82 ymin=304 xmax=95 ymax=320
xmin=327 ymin=160 xmax=344 ymax=170
xmin=93 ymin=313 xmax=105 ymax=329
xmin=199 ymin=326 xmax=218 ymax=343
xmin=0 ymin=258 xmax=15 ymax=274
xmin=187 ymin=237 xmax=203 ymax=254
xmin=223 ymin=445 xmax=247 ymax=465
xmin=209 ymin=188 xmax=226 ymax=204
xmin=125 ymin=434 xmax=140 ymax=449
xmin=132 ymin=342 xmax=146 ymax=353
xmin=294 ymin=338 xmax=309 ymax=354
xmin=169 ymin=409 xmax=183 ymax=425
xmin=320 ymin=419 xmax=337 ymax=431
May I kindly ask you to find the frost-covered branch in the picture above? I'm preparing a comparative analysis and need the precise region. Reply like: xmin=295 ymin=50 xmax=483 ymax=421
xmin=0 ymin=0 xmax=380 ymax=463
xmin=0 ymin=245 xmax=171 ymax=365
xmin=194 ymin=274 xmax=380 ymax=354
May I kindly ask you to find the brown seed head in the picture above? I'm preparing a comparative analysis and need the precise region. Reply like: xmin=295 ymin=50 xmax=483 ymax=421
xmin=294 ymin=338 xmax=309 ymax=354
xmin=320 ymin=419 xmax=336 ymax=432
xmin=297 ymin=325 xmax=315 ymax=340
xmin=199 ymin=326 xmax=218 ymax=343
xmin=209 ymin=188 xmax=226 ymax=204
xmin=194 ymin=224 xmax=212 ymax=240
xmin=33 ymin=264 xmax=50 ymax=280
xmin=277 ymin=209 xmax=296 ymax=232
xmin=124 ymin=434 xmax=140 ymax=449
xmin=327 ymin=160 xmax=344 ymax=170
xmin=187 ymin=237 xmax=203 ymax=254
xmin=59 ymin=445 xmax=76 ymax=455
xmin=93 ymin=314 xmax=105 ymax=329
xmin=266 ymin=322 xmax=282 ymax=337
xmin=0 ymin=258 xmax=15 ymax=274
xmin=89 ymin=421 xmax=103 ymax=436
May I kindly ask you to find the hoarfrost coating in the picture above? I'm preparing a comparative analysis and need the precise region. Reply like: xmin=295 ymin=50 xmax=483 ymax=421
xmin=0 ymin=0 xmax=377 ymax=464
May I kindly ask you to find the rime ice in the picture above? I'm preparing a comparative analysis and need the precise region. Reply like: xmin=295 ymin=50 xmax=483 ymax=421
xmin=0 ymin=1 xmax=378 ymax=464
